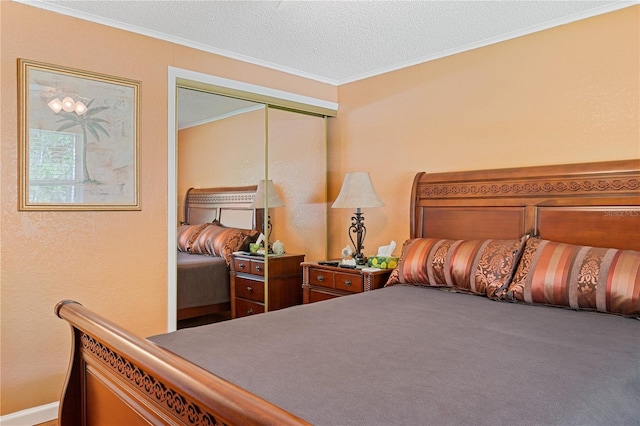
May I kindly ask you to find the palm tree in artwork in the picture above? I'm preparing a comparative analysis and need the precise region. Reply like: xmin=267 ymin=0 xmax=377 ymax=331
xmin=55 ymin=99 xmax=110 ymax=182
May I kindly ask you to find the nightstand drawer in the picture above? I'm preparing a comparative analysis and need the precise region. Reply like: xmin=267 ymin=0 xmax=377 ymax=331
xmin=335 ymin=272 xmax=363 ymax=293
xmin=232 ymin=258 xmax=266 ymax=277
xmin=309 ymin=268 xmax=334 ymax=289
xmin=232 ymin=258 xmax=252 ymax=273
xmin=234 ymin=277 xmax=264 ymax=302
xmin=235 ymin=298 xmax=264 ymax=318
xmin=250 ymin=261 xmax=265 ymax=276
xmin=308 ymin=289 xmax=340 ymax=303
xmin=302 ymin=262 xmax=392 ymax=305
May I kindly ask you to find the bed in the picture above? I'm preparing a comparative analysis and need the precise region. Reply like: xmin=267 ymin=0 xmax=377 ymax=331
xmin=176 ymin=186 xmax=263 ymax=321
xmin=56 ymin=159 xmax=639 ymax=425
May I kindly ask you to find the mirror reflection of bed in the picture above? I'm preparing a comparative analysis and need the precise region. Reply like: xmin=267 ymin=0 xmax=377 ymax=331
xmin=176 ymin=88 xmax=327 ymax=327
xmin=176 ymin=186 xmax=264 ymax=328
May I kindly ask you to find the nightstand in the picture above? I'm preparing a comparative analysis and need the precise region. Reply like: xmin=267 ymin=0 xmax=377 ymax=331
xmin=301 ymin=262 xmax=392 ymax=304
xmin=230 ymin=253 xmax=305 ymax=318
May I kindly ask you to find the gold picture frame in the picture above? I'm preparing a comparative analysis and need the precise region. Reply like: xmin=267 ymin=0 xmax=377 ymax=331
xmin=18 ymin=59 xmax=141 ymax=210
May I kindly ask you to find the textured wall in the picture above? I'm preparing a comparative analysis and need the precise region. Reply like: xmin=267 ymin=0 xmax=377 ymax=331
xmin=0 ymin=2 xmax=335 ymax=415
xmin=328 ymin=6 xmax=640 ymax=258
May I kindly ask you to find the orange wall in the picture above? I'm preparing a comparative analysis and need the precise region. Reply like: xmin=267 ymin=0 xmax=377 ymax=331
xmin=0 ymin=2 xmax=335 ymax=415
xmin=328 ymin=6 xmax=640 ymax=258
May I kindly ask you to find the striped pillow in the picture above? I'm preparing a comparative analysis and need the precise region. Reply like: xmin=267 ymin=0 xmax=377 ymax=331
xmin=177 ymin=223 xmax=210 ymax=253
xmin=385 ymin=237 xmax=526 ymax=298
xmin=189 ymin=224 xmax=257 ymax=265
xmin=505 ymin=238 xmax=640 ymax=316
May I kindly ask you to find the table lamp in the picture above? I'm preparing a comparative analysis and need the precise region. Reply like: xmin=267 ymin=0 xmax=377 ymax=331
xmin=332 ymin=172 xmax=384 ymax=265
xmin=250 ymin=179 xmax=284 ymax=245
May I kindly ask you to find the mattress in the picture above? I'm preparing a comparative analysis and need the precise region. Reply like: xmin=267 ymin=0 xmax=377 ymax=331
xmin=152 ymin=285 xmax=640 ymax=425
xmin=177 ymin=251 xmax=229 ymax=310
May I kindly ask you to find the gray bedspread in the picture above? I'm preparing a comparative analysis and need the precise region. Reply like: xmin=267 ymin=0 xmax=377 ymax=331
xmin=151 ymin=285 xmax=640 ymax=425
xmin=177 ymin=252 xmax=229 ymax=310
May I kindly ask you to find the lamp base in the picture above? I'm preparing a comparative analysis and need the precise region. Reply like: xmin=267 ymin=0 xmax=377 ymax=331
xmin=355 ymin=253 xmax=367 ymax=266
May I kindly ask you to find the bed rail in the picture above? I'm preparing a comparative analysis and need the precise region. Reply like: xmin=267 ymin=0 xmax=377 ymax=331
xmin=55 ymin=300 xmax=309 ymax=426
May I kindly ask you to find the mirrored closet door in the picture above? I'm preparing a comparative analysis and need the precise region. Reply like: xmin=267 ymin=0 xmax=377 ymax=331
xmin=266 ymin=107 xmax=326 ymax=262
xmin=174 ymin=80 xmax=331 ymax=327
xmin=177 ymin=88 xmax=266 ymax=222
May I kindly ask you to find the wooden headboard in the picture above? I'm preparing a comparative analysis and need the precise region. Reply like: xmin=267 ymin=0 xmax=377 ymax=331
xmin=183 ymin=185 xmax=264 ymax=230
xmin=411 ymin=160 xmax=640 ymax=251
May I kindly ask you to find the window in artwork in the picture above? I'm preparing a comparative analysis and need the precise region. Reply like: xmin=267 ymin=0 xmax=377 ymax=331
xmin=28 ymin=129 xmax=84 ymax=203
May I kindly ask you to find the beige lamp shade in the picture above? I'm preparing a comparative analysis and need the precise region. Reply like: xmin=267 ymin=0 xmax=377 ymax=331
xmin=250 ymin=179 xmax=285 ymax=209
xmin=332 ymin=172 xmax=384 ymax=209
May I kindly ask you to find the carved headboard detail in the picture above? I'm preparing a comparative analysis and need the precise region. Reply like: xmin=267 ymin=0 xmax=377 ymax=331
xmin=183 ymin=185 xmax=264 ymax=230
xmin=411 ymin=160 xmax=640 ymax=250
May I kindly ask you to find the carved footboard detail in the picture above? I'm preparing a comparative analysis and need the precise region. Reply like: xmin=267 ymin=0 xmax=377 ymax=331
xmin=56 ymin=300 xmax=310 ymax=426
xmin=80 ymin=333 xmax=219 ymax=425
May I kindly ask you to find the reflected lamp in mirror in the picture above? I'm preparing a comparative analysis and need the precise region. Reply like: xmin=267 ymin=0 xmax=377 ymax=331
xmin=250 ymin=179 xmax=285 ymax=244
xmin=332 ymin=172 xmax=384 ymax=265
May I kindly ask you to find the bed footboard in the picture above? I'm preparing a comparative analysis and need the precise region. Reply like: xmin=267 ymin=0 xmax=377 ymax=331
xmin=55 ymin=300 xmax=309 ymax=426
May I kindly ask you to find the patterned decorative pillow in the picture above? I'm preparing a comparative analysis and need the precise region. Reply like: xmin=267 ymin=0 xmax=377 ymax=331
xmin=177 ymin=223 xmax=210 ymax=253
xmin=385 ymin=237 xmax=527 ymax=298
xmin=189 ymin=224 xmax=258 ymax=265
xmin=505 ymin=237 xmax=640 ymax=316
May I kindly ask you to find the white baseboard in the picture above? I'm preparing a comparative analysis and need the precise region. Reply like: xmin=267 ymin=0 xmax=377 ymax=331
xmin=0 ymin=402 xmax=58 ymax=426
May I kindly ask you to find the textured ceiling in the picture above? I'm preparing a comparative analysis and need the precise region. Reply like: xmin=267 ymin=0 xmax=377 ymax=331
xmin=18 ymin=0 xmax=631 ymax=85
xmin=19 ymin=0 xmax=633 ymax=127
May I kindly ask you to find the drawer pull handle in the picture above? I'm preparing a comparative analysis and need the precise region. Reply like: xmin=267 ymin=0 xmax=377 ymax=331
xmin=255 ymin=265 xmax=262 ymax=272
xmin=344 ymin=280 xmax=352 ymax=286
xmin=247 ymin=308 xmax=254 ymax=315
xmin=246 ymin=286 xmax=253 ymax=293
xmin=238 ymin=263 xmax=245 ymax=269
xmin=317 ymin=275 xmax=324 ymax=282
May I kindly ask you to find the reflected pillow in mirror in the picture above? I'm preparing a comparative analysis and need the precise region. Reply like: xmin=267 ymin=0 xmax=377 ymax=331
xmin=189 ymin=224 xmax=258 ymax=265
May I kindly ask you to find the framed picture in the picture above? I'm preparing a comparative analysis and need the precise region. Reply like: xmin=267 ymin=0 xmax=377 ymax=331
xmin=18 ymin=59 xmax=141 ymax=210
